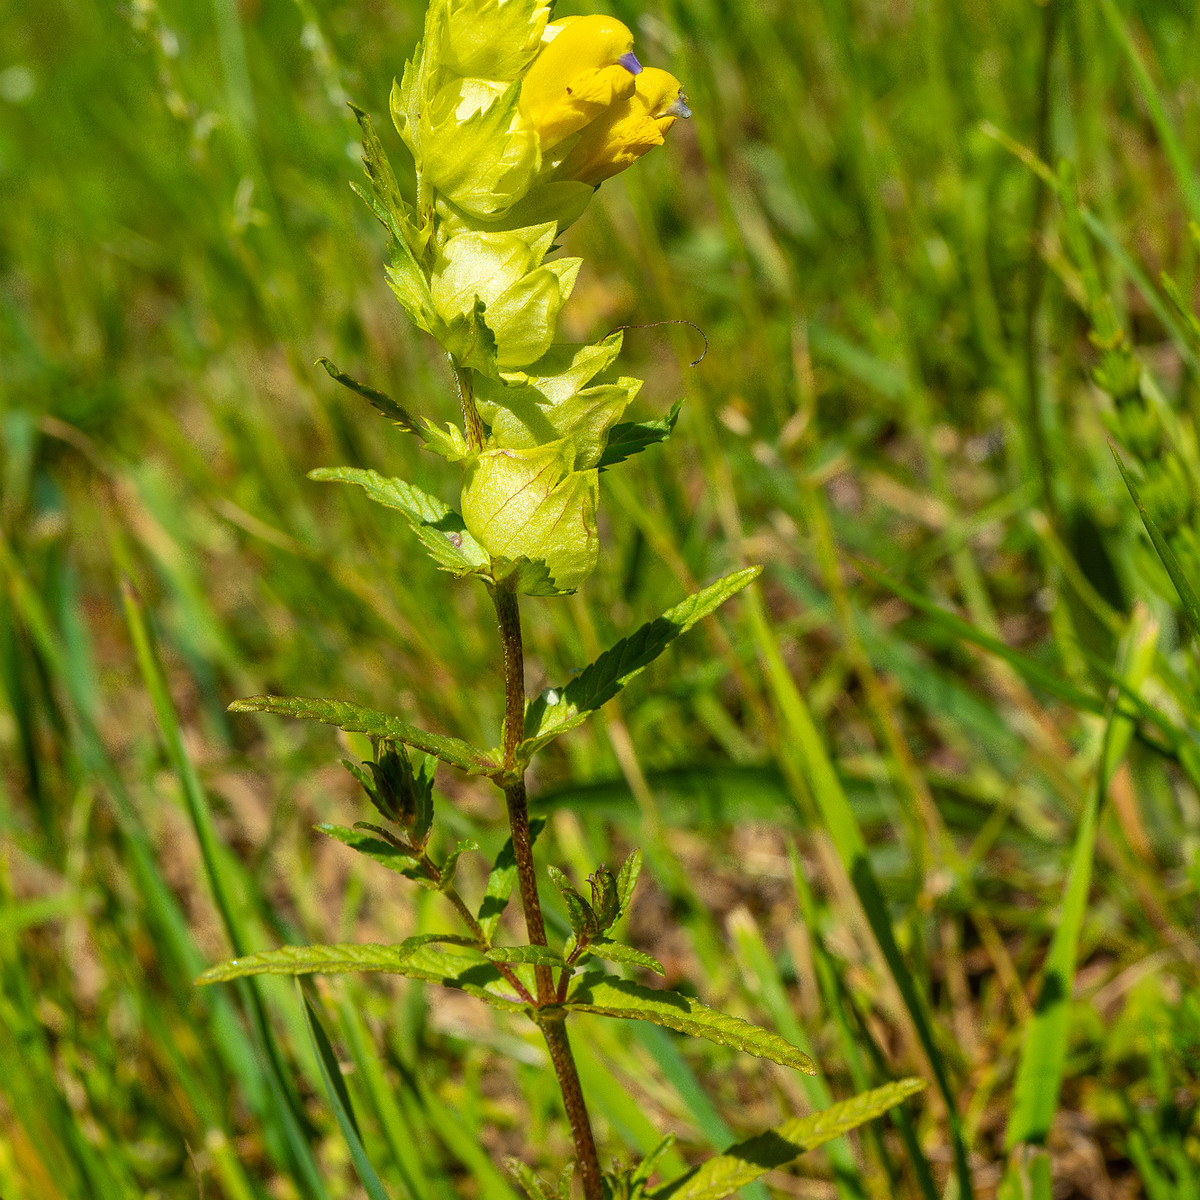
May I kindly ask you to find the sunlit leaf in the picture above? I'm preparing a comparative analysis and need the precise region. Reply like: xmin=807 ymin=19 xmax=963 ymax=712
xmin=649 ymin=1078 xmax=926 ymax=1199
xmin=519 ymin=568 xmax=761 ymax=761
xmin=228 ymin=694 xmax=498 ymax=776
xmin=599 ymin=398 xmax=684 ymax=469
xmin=308 ymin=466 xmax=490 ymax=575
xmin=580 ymin=939 xmax=664 ymax=976
xmin=565 ymin=975 xmax=815 ymax=1074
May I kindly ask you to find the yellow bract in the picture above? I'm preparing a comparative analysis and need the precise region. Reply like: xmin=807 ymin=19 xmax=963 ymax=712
xmin=558 ymin=67 xmax=689 ymax=186
xmin=518 ymin=15 xmax=640 ymax=148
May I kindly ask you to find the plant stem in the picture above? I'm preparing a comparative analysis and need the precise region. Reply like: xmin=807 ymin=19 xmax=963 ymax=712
xmin=540 ymin=1014 xmax=604 ymax=1200
xmin=491 ymin=583 xmax=604 ymax=1200
xmin=451 ymin=359 xmax=486 ymax=452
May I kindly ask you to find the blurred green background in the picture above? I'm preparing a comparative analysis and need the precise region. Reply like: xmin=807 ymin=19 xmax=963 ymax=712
xmin=3 ymin=0 xmax=1200 ymax=1196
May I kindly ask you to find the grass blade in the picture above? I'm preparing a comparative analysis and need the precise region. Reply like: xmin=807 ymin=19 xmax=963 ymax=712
xmin=1004 ymin=705 xmax=1117 ymax=1152
xmin=1111 ymin=445 xmax=1200 ymax=633
xmin=301 ymin=986 xmax=394 ymax=1200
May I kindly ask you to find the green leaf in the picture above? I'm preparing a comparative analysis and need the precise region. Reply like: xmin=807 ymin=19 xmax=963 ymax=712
xmin=195 ymin=941 xmax=429 ymax=984
xmin=316 ymin=822 xmax=423 ymax=875
xmin=632 ymin=1134 xmax=678 ymax=1189
xmin=227 ymin=695 xmax=498 ymax=776
xmin=486 ymin=945 xmax=566 ymax=967
xmin=580 ymin=939 xmax=665 ymax=976
xmin=317 ymin=356 xmax=423 ymax=436
xmin=308 ymin=467 xmax=490 ymax=575
xmin=399 ymin=941 xmax=533 ymax=1012
xmin=519 ymin=568 xmax=762 ymax=760
xmin=420 ymin=420 xmax=471 ymax=463
xmin=505 ymin=1158 xmax=551 ymax=1200
xmin=197 ymin=939 xmax=529 ymax=1010
xmin=1111 ymin=444 xmax=1200 ymax=633
xmin=589 ymin=866 xmax=620 ymax=931
xmin=350 ymin=103 xmax=434 ymax=330
xmin=438 ymin=839 xmax=479 ymax=891
xmin=548 ymin=865 xmax=599 ymax=940
xmin=564 ymin=975 xmax=816 ymax=1074
xmin=300 ymin=987 xmax=394 ymax=1200
xmin=599 ymin=398 xmax=684 ymax=469
xmin=648 ymin=1078 xmax=926 ymax=1200
xmin=616 ymin=848 xmax=642 ymax=918
xmin=479 ymin=819 xmax=546 ymax=939
xmin=490 ymin=555 xmax=560 ymax=597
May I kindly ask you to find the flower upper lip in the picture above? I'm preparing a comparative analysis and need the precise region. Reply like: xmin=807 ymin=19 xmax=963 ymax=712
xmin=617 ymin=50 xmax=643 ymax=75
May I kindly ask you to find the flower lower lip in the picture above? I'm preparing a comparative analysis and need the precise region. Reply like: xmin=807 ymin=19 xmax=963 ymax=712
xmin=617 ymin=51 xmax=643 ymax=75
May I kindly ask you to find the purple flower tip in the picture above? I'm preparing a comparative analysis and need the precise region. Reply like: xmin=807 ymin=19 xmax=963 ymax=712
xmin=617 ymin=50 xmax=643 ymax=75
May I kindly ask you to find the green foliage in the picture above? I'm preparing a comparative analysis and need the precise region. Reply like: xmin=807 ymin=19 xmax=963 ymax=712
xmin=301 ymin=989 xmax=394 ymax=1200
xmin=648 ymin=1079 xmax=927 ymax=1200
xmin=316 ymin=822 xmax=425 ymax=876
xmin=598 ymin=398 xmax=685 ymax=470
xmin=228 ymin=694 xmax=499 ymax=774
xmin=194 ymin=937 xmax=477 ymax=984
xmin=564 ymin=975 xmax=815 ymax=1074
xmin=1111 ymin=447 xmax=1200 ymax=634
xmin=10 ymin=0 xmax=1200 ymax=1195
xmin=317 ymin=356 xmax=425 ymax=435
xmin=308 ymin=466 xmax=490 ymax=574
xmin=579 ymin=939 xmax=665 ymax=977
xmin=343 ymin=742 xmax=436 ymax=842
xmin=520 ymin=568 xmax=762 ymax=760
xmin=479 ymin=819 xmax=547 ymax=939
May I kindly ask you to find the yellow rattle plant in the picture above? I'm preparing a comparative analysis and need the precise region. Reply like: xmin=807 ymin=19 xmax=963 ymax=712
xmin=198 ymin=3 xmax=925 ymax=1196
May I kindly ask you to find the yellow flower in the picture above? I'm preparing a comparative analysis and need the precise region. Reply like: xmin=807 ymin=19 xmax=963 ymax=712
xmin=557 ymin=67 xmax=690 ymax=186
xmin=518 ymin=15 xmax=644 ymax=148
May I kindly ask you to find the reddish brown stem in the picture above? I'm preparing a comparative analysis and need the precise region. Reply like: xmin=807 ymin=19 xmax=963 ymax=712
xmin=491 ymin=583 xmax=603 ymax=1200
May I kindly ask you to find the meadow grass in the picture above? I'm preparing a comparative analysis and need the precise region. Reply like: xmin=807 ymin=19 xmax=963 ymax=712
xmin=3 ymin=0 xmax=1200 ymax=1196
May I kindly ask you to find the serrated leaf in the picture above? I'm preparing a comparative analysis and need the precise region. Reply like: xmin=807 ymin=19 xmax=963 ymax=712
xmin=589 ymin=866 xmax=620 ymax=931
xmin=616 ymin=849 xmax=643 ymax=918
xmin=421 ymin=419 xmax=470 ymax=462
xmin=316 ymin=822 xmax=423 ymax=875
xmin=505 ymin=1158 xmax=551 ymax=1200
xmin=519 ymin=568 xmax=761 ymax=761
xmin=227 ymin=695 xmax=498 ymax=776
xmin=486 ymin=945 xmax=566 ymax=967
xmin=548 ymin=865 xmax=599 ymax=939
xmin=437 ymin=295 xmax=498 ymax=376
xmin=490 ymin=555 xmax=562 ymax=597
xmin=195 ymin=941 xmax=427 ymax=984
xmin=581 ymin=939 xmax=665 ymax=976
xmin=317 ymin=356 xmax=423 ymax=435
xmin=479 ymin=818 xmax=546 ymax=939
xmin=340 ymin=756 xmax=376 ymax=794
xmin=649 ymin=1078 xmax=926 ymax=1200
xmin=438 ymin=839 xmax=478 ymax=890
xmin=599 ymin=398 xmax=684 ymax=469
xmin=565 ymin=975 xmax=815 ymax=1074
xmin=197 ymin=939 xmax=529 ymax=1010
xmin=399 ymin=941 xmax=533 ymax=1011
xmin=350 ymin=105 xmax=435 ymax=332
xmin=308 ymin=467 xmax=490 ymax=575
xmin=1111 ymin=443 xmax=1200 ymax=633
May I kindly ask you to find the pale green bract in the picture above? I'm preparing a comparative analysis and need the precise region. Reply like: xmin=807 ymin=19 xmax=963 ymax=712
xmin=328 ymin=0 xmax=690 ymax=595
